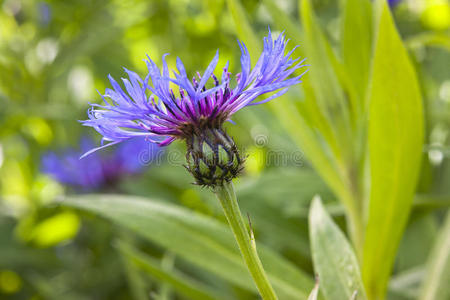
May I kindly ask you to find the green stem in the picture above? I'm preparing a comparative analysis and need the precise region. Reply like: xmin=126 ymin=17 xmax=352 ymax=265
xmin=214 ymin=182 xmax=278 ymax=300
xmin=341 ymin=165 xmax=365 ymax=261
xmin=339 ymin=180 xmax=365 ymax=261
xmin=346 ymin=200 xmax=365 ymax=261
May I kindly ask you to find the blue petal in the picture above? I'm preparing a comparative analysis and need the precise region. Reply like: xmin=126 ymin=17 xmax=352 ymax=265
xmin=197 ymin=50 xmax=219 ymax=92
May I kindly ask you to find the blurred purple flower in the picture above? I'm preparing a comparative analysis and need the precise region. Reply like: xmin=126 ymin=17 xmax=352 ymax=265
xmin=388 ymin=0 xmax=401 ymax=7
xmin=41 ymin=137 xmax=160 ymax=190
xmin=81 ymin=29 xmax=307 ymax=155
xmin=38 ymin=2 xmax=51 ymax=25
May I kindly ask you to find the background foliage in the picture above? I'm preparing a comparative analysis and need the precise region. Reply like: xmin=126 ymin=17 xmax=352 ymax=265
xmin=0 ymin=0 xmax=449 ymax=299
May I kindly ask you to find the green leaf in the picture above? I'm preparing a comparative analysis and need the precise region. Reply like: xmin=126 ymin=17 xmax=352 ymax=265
xmin=388 ymin=266 xmax=424 ymax=299
xmin=362 ymin=1 xmax=424 ymax=299
xmin=117 ymin=234 xmax=149 ymax=300
xmin=307 ymin=280 xmax=320 ymax=300
xmin=419 ymin=211 xmax=450 ymax=300
xmin=261 ymin=0 xmax=303 ymax=47
xmin=116 ymin=241 xmax=225 ymax=300
xmin=269 ymin=99 xmax=353 ymax=205
xmin=396 ymin=214 xmax=437 ymax=272
xmin=300 ymin=0 xmax=353 ymax=160
xmin=340 ymin=0 xmax=372 ymax=100
xmin=63 ymin=195 xmax=314 ymax=299
xmin=119 ymin=257 xmax=148 ymax=300
xmin=309 ymin=196 xmax=367 ymax=300
xmin=157 ymin=252 xmax=176 ymax=300
xmin=225 ymin=0 xmax=261 ymax=61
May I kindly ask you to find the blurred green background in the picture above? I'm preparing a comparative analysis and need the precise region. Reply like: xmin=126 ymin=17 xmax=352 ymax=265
xmin=0 ymin=0 xmax=449 ymax=299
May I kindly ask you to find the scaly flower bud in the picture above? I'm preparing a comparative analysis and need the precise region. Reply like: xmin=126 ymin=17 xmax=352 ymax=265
xmin=185 ymin=126 xmax=243 ymax=187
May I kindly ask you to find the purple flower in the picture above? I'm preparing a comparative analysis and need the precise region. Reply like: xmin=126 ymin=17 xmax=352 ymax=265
xmin=82 ymin=29 xmax=306 ymax=154
xmin=41 ymin=137 xmax=160 ymax=190
xmin=82 ymin=29 xmax=306 ymax=186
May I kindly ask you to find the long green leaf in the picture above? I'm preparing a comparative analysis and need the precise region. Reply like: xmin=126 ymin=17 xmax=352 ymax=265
xmin=116 ymin=241 xmax=225 ymax=300
xmin=362 ymin=1 xmax=424 ymax=298
xmin=259 ymin=0 xmax=352 ymax=197
xmin=309 ymin=196 xmax=367 ymax=300
xmin=419 ymin=211 xmax=450 ymax=300
xmin=63 ymin=195 xmax=314 ymax=299
xmin=118 ymin=239 xmax=148 ymax=300
xmin=225 ymin=0 xmax=260 ymax=61
xmin=269 ymin=99 xmax=352 ymax=204
xmin=300 ymin=0 xmax=353 ymax=162
xmin=340 ymin=0 xmax=372 ymax=101
xmin=261 ymin=0 xmax=303 ymax=47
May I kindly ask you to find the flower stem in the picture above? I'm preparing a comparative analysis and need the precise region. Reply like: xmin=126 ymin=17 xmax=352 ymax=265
xmin=214 ymin=181 xmax=278 ymax=300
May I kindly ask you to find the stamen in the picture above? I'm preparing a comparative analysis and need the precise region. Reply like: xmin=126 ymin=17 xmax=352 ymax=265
xmin=212 ymin=74 xmax=219 ymax=86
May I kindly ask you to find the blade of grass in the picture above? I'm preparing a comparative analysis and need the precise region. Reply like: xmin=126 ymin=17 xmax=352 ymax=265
xmin=117 ymin=241 xmax=225 ymax=300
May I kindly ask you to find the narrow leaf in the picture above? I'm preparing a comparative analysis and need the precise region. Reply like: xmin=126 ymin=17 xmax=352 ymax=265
xmin=116 ymin=241 xmax=225 ymax=300
xmin=363 ymin=1 xmax=424 ymax=298
xmin=261 ymin=0 xmax=303 ymax=47
xmin=269 ymin=99 xmax=352 ymax=205
xmin=118 ymin=240 xmax=148 ymax=300
xmin=340 ymin=0 xmax=372 ymax=100
xmin=309 ymin=196 xmax=367 ymax=300
xmin=419 ymin=211 xmax=450 ymax=300
xmin=225 ymin=0 xmax=261 ymax=61
xmin=300 ymin=0 xmax=353 ymax=159
xmin=63 ymin=195 xmax=314 ymax=299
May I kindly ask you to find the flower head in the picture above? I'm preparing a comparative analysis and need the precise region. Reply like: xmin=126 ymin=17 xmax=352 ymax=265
xmin=83 ymin=30 xmax=306 ymax=149
xmin=41 ymin=137 xmax=159 ymax=190
xmin=82 ymin=29 xmax=306 ymax=186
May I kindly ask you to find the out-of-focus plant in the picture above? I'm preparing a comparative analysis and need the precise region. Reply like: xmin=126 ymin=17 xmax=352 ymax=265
xmin=42 ymin=137 xmax=160 ymax=192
